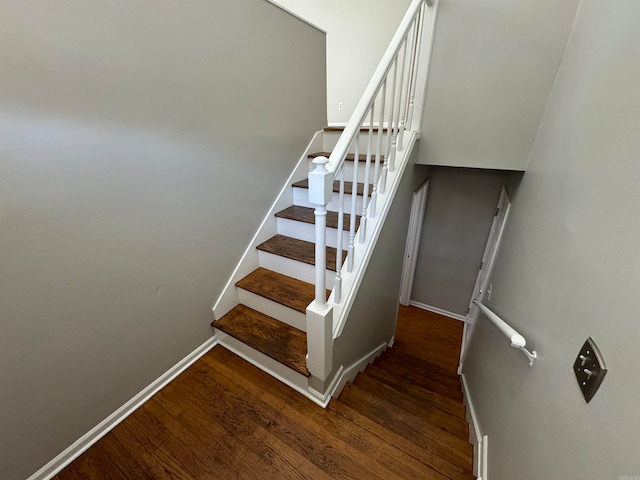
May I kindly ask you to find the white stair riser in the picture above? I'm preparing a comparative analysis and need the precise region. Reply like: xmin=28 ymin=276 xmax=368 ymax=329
xmin=323 ymin=131 xmax=392 ymax=157
xmin=339 ymin=161 xmax=382 ymax=185
xmin=276 ymin=217 xmax=351 ymax=250
xmin=237 ymin=289 xmax=306 ymax=332
xmin=307 ymin=159 xmax=383 ymax=185
xmin=257 ymin=250 xmax=336 ymax=289
xmin=293 ymin=187 xmax=365 ymax=213
xmin=214 ymin=331 xmax=311 ymax=397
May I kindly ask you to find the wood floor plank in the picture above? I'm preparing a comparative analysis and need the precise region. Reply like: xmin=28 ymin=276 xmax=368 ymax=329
xmin=256 ymin=234 xmax=346 ymax=271
xmin=55 ymin=305 xmax=474 ymax=480
xmin=364 ymin=363 xmax=466 ymax=419
xmin=376 ymin=348 xmax=464 ymax=403
xmin=160 ymin=368 xmax=320 ymax=480
xmin=202 ymin=349 xmax=429 ymax=480
xmin=213 ymin=304 xmax=309 ymax=376
xmin=179 ymin=359 xmax=378 ymax=479
xmin=353 ymin=372 xmax=469 ymax=439
xmin=235 ymin=267 xmax=322 ymax=314
xmin=328 ymin=400 xmax=475 ymax=480
xmin=339 ymin=383 xmax=473 ymax=472
xmin=275 ymin=205 xmax=361 ymax=231
xmin=395 ymin=305 xmax=464 ymax=374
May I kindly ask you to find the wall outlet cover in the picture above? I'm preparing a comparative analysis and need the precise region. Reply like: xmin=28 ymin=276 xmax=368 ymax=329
xmin=573 ymin=337 xmax=607 ymax=403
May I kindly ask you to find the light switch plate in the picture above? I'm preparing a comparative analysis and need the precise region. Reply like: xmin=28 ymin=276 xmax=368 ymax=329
xmin=573 ymin=337 xmax=607 ymax=403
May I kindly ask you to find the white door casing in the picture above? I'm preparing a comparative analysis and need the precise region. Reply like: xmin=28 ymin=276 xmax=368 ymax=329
xmin=399 ymin=179 xmax=430 ymax=305
xmin=458 ymin=186 xmax=511 ymax=373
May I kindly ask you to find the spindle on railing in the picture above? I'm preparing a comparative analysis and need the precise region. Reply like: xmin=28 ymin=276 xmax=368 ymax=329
xmin=308 ymin=0 xmax=429 ymax=312
xmin=305 ymin=0 xmax=433 ymax=383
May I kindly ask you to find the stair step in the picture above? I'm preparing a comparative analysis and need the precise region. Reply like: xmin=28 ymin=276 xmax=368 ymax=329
xmin=364 ymin=364 xmax=466 ymax=420
xmin=275 ymin=205 xmax=361 ymax=231
xmin=337 ymin=383 xmax=474 ymax=475
xmin=375 ymin=349 xmax=463 ymax=403
xmin=207 ymin=346 xmax=453 ymax=480
xmin=236 ymin=267 xmax=324 ymax=314
xmin=212 ymin=304 xmax=309 ymax=377
xmin=256 ymin=235 xmax=346 ymax=272
xmin=328 ymin=399 xmax=473 ymax=480
xmin=353 ymin=372 xmax=469 ymax=439
xmin=292 ymin=178 xmax=373 ymax=196
xmin=308 ymin=152 xmax=385 ymax=164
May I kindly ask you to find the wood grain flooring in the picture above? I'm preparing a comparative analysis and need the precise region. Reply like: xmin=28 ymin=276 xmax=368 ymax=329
xmin=235 ymin=267 xmax=322 ymax=314
xmin=213 ymin=304 xmax=309 ymax=376
xmin=54 ymin=306 xmax=474 ymax=480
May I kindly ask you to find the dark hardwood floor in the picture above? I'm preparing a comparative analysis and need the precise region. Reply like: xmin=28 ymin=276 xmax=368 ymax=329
xmin=54 ymin=305 xmax=473 ymax=480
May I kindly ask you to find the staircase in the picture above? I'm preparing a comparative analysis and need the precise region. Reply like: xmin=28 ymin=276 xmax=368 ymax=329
xmin=212 ymin=0 xmax=436 ymax=403
xmin=331 ymin=346 xmax=475 ymax=480
xmin=212 ymin=144 xmax=371 ymax=384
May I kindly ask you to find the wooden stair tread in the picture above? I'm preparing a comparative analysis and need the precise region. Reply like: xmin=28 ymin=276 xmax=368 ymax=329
xmin=292 ymin=178 xmax=373 ymax=196
xmin=308 ymin=151 xmax=385 ymax=164
xmin=213 ymin=305 xmax=309 ymax=376
xmin=338 ymin=383 xmax=473 ymax=473
xmin=236 ymin=267 xmax=325 ymax=314
xmin=353 ymin=372 xmax=468 ymax=439
xmin=256 ymin=235 xmax=346 ymax=272
xmin=375 ymin=349 xmax=464 ymax=403
xmin=275 ymin=205 xmax=361 ymax=231
xmin=328 ymin=400 xmax=475 ymax=480
xmin=364 ymin=364 xmax=466 ymax=420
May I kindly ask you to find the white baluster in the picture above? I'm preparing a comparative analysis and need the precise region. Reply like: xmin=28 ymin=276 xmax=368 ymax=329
xmin=360 ymin=107 xmax=375 ymax=244
xmin=370 ymin=79 xmax=387 ymax=218
xmin=390 ymin=37 xmax=409 ymax=172
xmin=381 ymin=58 xmax=398 ymax=195
xmin=347 ymin=138 xmax=359 ymax=273
xmin=308 ymin=156 xmax=332 ymax=308
xmin=406 ymin=7 xmax=425 ymax=131
xmin=335 ymin=167 xmax=345 ymax=303
xmin=398 ymin=20 xmax=416 ymax=152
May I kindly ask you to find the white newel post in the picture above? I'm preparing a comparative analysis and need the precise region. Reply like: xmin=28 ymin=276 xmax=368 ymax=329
xmin=306 ymin=157 xmax=333 ymax=380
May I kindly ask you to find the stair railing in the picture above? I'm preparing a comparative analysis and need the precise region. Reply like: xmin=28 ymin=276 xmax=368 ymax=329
xmin=306 ymin=0 xmax=435 ymax=383
xmin=473 ymin=300 xmax=538 ymax=366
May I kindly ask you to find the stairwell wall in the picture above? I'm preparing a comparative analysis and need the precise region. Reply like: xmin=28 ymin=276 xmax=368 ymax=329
xmin=271 ymin=0 xmax=412 ymax=124
xmin=462 ymin=1 xmax=640 ymax=478
xmin=0 ymin=1 xmax=326 ymax=478
xmin=333 ymin=147 xmax=430 ymax=376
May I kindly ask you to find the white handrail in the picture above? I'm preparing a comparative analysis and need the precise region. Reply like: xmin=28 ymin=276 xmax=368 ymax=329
xmin=305 ymin=0 xmax=434 ymax=382
xmin=325 ymin=0 xmax=427 ymax=175
xmin=474 ymin=300 xmax=537 ymax=366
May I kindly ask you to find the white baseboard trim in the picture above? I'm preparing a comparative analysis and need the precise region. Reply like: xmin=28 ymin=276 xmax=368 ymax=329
xmin=461 ymin=373 xmax=488 ymax=480
xmin=214 ymin=331 xmax=323 ymax=406
xmin=409 ymin=300 xmax=467 ymax=322
xmin=329 ymin=341 xmax=389 ymax=398
xmin=27 ymin=336 xmax=220 ymax=480
xmin=308 ymin=365 xmax=344 ymax=408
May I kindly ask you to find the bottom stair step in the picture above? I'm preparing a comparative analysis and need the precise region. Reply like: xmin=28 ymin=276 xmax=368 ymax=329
xmin=213 ymin=305 xmax=309 ymax=377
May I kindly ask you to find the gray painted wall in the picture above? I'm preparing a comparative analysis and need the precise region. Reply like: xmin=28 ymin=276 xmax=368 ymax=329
xmin=0 ymin=1 xmax=326 ymax=478
xmin=272 ymin=0 xmax=412 ymax=124
xmin=334 ymin=152 xmax=430 ymax=371
xmin=418 ymin=0 xmax=579 ymax=170
xmin=463 ymin=1 xmax=640 ymax=478
xmin=411 ymin=167 xmax=511 ymax=316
